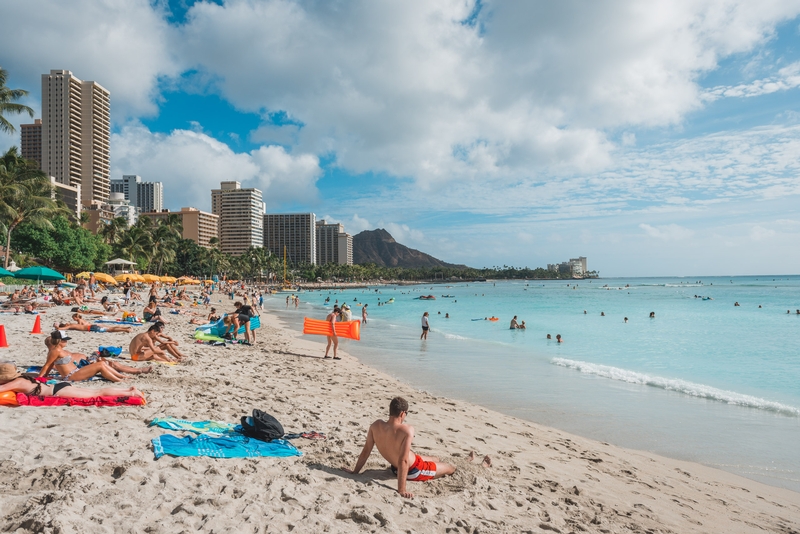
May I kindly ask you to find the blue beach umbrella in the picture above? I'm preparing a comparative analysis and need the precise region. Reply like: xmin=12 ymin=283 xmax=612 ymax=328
xmin=0 ymin=267 xmax=15 ymax=278
xmin=13 ymin=266 xmax=65 ymax=282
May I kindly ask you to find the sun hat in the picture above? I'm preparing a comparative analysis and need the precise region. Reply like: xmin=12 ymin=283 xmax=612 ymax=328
xmin=0 ymin=362 xmax=21 ymax=384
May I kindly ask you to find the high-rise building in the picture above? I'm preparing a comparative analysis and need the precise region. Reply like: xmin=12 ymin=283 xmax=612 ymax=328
xmin=141 ymin=207 xmax=219 ymax=248
xmin=107 ymin=192 xmax=139 ymax=227
xmin=316 ymin=220 xmax=353 ymax=265
xmin=211 ymin=181 xmax=264 ymax=255
xmin=41 ymin=69 xmax=110 ymax=207
xmin=20 ymin=119 xmax=42 ymax=169
xmin=263 ymin=213 xmax=317 ymax=265
xmin=50 ymin=177 xmax=81 ymax=221
xmin=110 ymin=175 xmax=163 ymax=213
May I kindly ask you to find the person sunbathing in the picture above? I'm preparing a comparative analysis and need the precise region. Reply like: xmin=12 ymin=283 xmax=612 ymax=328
xmin=143 ymin=298 xmax=165 ymax=323
xmin=39 ymin=331 xmax=126 ymax=382
xmin=100 ymin=296 xmax=122 ymax=313
xmin=54 ymin=314 xmax=133 ymax=333
xmin=129 ymin=322 xmax=184 ymax=362
xmin=0 ymin=363 xmax=144 ymax=398
xmin=343 ymin=397 xmax=458 ymax=498
xmin=43 ymin=337 xmax=152 ymax=375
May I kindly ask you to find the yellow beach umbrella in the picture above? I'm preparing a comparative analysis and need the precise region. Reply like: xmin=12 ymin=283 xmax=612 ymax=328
xmin=161 ymin=276 xmax=177 ymax=283
xmin=93 ymin=273 xmax=117 ymax=285
xmin=203 ymin=280 xmax=215 ymax=284
xmin=142 ymin=274 xmax=161 ymax=283
xmin=75 ymin=272 xmax=92 ymax=279
xmin=115 ymin=273 xmax=144 ymax=283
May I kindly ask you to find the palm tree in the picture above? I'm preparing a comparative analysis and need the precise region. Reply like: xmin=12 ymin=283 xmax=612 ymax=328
xmin=150 ymin=221 xmax=182 ymax=275
xmin=101 ymin=216 xmax=129 ymax=245
xmin=116 ymin=226 xmax=151 ymax=270
xmin=0 ymin=147 xmax=62 ymax=267
xmin=0 ymin=68 xmax=34 ymax=135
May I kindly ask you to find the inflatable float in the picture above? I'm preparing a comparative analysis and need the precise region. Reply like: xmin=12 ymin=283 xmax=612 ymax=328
xmin=303 ymin=318 xmax=361 ymax=340
xmin=194 ymin=315 xmax=262 ymax=338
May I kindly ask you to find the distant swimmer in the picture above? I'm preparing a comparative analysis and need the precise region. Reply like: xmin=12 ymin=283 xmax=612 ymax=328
xmin=546 ymin=334 xmax=551 ymax=339
xmin=649 ymin=312 xmax=655 ymax=318
xmin=734 ymin=302 xmax=740 ymax=306
xmin=759 ymin=305 xmax=762 ymax=308
xmin=519 ymin=321 xmax=526 ymax=329
xmin=556 ymin=334 xmax=563 ymax=343
xmin=583 ymin=310 xmax=587 ymax=314
xmin=624 ymin=317 xmax=628 ymax=323
xmin=510 ymin=315 xmax=519 ymax=329
xmin=445 ymin=313 xmax=450 ymax=318
xmin=600 ymin=312 xmax=605 ymax=316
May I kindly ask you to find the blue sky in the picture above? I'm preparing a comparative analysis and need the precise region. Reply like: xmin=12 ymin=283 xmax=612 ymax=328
xmin=2 ymin=0 xmax=800 ymax=276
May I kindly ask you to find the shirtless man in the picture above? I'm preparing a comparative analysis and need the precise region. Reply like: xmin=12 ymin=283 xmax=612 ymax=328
xmin=343 ymin=397 xmax=457 ymax=498
xmin=129 ymin=323 xmax=180 ymax=362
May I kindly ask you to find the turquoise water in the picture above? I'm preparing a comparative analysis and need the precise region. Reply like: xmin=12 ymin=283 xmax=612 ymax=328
xmin=265 ymin=276 xmax=800 ymax=492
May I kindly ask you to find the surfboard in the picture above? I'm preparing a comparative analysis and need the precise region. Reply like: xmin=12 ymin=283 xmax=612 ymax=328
xmin=303 ymin=318 xmax=361 ymax=340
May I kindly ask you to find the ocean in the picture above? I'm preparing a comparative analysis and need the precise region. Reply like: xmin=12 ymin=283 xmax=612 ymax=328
xmin=263 ymin=276 xmax=800 ymax=492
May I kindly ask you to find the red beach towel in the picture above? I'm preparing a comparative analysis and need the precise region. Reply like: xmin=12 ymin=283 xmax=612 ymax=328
xmin=15 ymin=393 xmax=146 ymax=407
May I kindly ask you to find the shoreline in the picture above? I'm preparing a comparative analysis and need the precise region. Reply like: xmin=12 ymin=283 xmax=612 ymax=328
xmin=0 ymin=304 xmax=798 ymax=532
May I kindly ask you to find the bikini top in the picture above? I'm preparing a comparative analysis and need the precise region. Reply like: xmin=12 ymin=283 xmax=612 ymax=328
xmin=54 ymin=352 xmax=72 ymax=366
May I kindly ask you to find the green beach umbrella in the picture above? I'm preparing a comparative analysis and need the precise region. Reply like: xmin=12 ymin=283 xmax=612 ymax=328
xmin=0 ymin=267 xmax=15 ymax=278
xmin=13 ymin=266 xmax=65 ymax=282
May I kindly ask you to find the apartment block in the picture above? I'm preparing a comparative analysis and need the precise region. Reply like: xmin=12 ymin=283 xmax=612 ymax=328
xmin=263 ymin=213 xmax=317 ymax=265
xmin=110 ymin=175 xmax=163 ymax=213
xmin=20 ymin=119 xmax=42 ymax=169
xmin=211 ymin=181 xmax=264 ymax=255
xmin=41 ymin=70 xmax=110 ymax=207
xmin=316 ymin=220 xmax=353 ymax=265
xmin=82 ymin=202 xmax=115 ymax=234
xmin=50 ymin=178 xmax=81 ymax=220
xmin=107 ymin=192 xmax=139 ymax=227
xmin=141 ymin=207 xmax=219 ymax=248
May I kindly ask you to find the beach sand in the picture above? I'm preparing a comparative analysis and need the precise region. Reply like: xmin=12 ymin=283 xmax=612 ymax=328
xmin=0 ymin=303 xmax=798 ymax=533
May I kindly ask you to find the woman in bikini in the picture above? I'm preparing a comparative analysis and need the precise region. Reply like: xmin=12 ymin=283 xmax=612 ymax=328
xmin=39 ymin=331 xmax=128 ymax=382
xmin=43 ymin=336 xmax=152 ymax=376
xmin=55 ymin=313 xmax=133 ymax=333
xmin=0 ymin=363 xmax=144 ymax=399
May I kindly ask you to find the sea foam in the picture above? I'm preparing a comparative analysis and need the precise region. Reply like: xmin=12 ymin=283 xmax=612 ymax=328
xmin=551 ymin=358 xmax=800 ymax=417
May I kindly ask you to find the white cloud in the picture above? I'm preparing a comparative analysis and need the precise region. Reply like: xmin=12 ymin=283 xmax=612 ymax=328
xmin=750 ymin=225 xmax=776 ymax=240
xmin=704 ymin=61 xmax=800 ymax=100
xmin=110 ymin=122 xmax=321 ymax=211
xmin=0 ymin=0 xmax=179 ymax=121
xmin=382 ymin=222 xmax=425 ymax=246
xmin=639 ymin=223 xmax=695 ymax=240
xmin=167 ymin=0 xmax=800 ymax=187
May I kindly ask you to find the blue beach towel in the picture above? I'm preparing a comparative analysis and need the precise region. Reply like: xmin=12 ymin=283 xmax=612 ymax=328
xmin=151 ymin=434 xmax=302 ymax=459
xmin=149 ymin=416 xmax=238 ymax=435
xmin=196 ymin=315 xmax=261 ymax=337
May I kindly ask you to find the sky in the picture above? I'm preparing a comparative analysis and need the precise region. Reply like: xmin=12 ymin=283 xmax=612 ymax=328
xmin=2 ymin=0 xmax=800 ymax=276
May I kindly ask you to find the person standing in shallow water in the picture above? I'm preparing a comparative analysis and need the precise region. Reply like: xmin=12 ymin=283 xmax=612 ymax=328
xmin=421 ymin=312 xmax=429 ymax=340
xmin=362 ymin=303 xmax=368 ymax=324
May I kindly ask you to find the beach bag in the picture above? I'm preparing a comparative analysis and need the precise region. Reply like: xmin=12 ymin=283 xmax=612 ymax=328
xmin=241 ymin=409 xmax=284 ymax=441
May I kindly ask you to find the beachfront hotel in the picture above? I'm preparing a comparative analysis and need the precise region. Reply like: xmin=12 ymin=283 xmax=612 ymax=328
xmin=263 ymin=213 xmax=317 ymax=265
xmin=20 ymin=119 xmax=42 ymax=169
xmin=141 ymin=207 xmax=219 ymax=248
xmin=40 ymin=69 xmax=110 ymax=208
xmin=211 ymin=181 xmax=264 ymax=255
xmin=110 ymin=175 xmax=164 ymax=214
xmin=315 ymin=220 xmax=354 ymax=265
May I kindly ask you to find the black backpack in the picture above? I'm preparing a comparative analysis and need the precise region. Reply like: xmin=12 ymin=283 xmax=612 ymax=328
xmin=241 ymin=409 xmax=284 ymax=441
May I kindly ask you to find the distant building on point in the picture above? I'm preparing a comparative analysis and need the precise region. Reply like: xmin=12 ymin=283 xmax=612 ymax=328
xmin=140 ymin=207 xmax=219 ymax=248
xmin=548 ymin=256 xmax=587 ymax=276
xmin=110 ymin=175 xmax=163 ymax=213
xmin=41 ymin=69 xmax=110 ymax=208
xmin=211 ymin=181 xmax=264 ymax=255
xmin=82 ymin=202 xmax=115 ymax=234
xmin=316 ymin=220 xmax=353 ymax=265
xmin=263 ymin=213 xmax=317 ymax=265
xmin=20 ymin=119 xmax=42 ymax=169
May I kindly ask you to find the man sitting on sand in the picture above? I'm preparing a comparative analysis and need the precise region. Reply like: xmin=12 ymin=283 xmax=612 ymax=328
xmin=343 ymin=396 xmax=458 ymax=498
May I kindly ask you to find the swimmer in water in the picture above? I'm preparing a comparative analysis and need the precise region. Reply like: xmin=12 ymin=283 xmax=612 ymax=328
xmin=624 ymin=317 xmax=628 ymax=323
xmin=546 ymin=334 xmax=551 ymax=340
xmin=556 ymin=334 xmax=562 ymax=343
xmin=600 ymin=312 xmax=605 ymax=316
xmin=649 ymin=311 xmax=655 ymax=318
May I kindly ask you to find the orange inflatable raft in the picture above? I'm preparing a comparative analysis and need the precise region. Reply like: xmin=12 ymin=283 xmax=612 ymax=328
xmin=303 ymin=318 xmax=361 ymax=341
